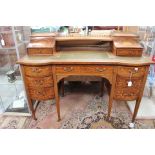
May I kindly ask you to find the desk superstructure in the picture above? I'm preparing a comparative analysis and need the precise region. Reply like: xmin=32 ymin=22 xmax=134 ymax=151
xmin=17 ymin=32 xmax=155 ymax=123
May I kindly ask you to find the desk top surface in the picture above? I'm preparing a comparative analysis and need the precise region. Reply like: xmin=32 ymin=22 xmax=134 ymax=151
xmin=17 ymin=51 xmax=154 ymax=66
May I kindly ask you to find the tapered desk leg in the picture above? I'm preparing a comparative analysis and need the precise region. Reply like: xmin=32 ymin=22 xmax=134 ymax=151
xmin=54 ymin=81 xmax=61 ymax=121
xmin=100 ymin=78 xmax=104 ymax=97
xmin=108 ymin=84 xmax=114 ymax=119
xmin=107 ymin=70 xmax=116 ymax=119
xmin=61 ymin=79 xmax=65 ymax=97
xmin=29 ymin=99 xmax=37 ymax=120
xmin=132 ymin=97 xmax=142 ymax=123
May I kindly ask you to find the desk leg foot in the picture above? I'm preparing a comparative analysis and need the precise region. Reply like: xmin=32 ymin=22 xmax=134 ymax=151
xmin=57 ymin=118 xmax=61 ymax=122
xmin=106 ymin=116 xmax=111 ymax=122
xmin=129 ymin=122 xmax=135 ymax=129
xmin=32 ymin=110 xmax=37 ymax=120
xmin=28 ymin=99 xmax=37 ymax=120
xmin=132 ymin=98 xmax=141 ymax=123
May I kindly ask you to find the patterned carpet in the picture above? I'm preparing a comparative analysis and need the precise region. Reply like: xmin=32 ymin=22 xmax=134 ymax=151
xmin=60 ymin=95 xmax=155 ymax=129
xmin=0 ymin=82 xmax=155 ymax=129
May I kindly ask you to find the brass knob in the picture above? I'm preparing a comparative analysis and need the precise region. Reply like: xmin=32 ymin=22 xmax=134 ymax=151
xmin=134 ymin=68 xmax=138 ymax=72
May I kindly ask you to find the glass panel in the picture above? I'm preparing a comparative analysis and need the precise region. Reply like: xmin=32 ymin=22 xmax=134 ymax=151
xmin=0 ymin=26 xmax=31 ymax=114
xmin=138 ymin=26 xmax=155 ymax=97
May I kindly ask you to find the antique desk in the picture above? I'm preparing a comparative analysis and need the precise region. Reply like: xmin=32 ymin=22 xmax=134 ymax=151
xmin=17 ymin=32 xmax=155 ymax=123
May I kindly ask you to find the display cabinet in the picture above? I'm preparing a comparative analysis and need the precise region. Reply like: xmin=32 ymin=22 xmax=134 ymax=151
xmin=0 ymin=26 xmax=31 ymax=115
xmin=138 ymin=26 xmax=155 ymax=97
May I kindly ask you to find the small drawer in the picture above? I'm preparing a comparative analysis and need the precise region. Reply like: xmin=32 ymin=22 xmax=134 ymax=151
xmin=116 ymin=48 xmax=142 ymax=57
xmin=24 ymin=66 xmax=52 ymax=77
xmin=79 ymin=65 xmax=113 ymax=74
xmin=55 ymin=65 xmax=75 ymax=73
xmin=55 ymin=65 xmax=113 ymax=75
xmin=27 ymin=48 xmax=53 ymax=55
xmin=114 ymin=88 xmax=140 ymax=101
xmin=29 ymin=87 xmax=54 ymax=100
xmin=26 ymin=76 xmax=54 ymax=87
xmin=117 ymin=66 xmax=145 ymax=77
xmin=116 ymin=76 xmax=143 ymax=88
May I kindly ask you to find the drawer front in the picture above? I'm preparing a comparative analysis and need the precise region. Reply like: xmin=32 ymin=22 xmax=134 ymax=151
xmin=117 ymin=66 xmax=145 ymax=77
xmin=114 ymin=88 xmax=140 ymax=100
xmin=114 ymin=75 xmax=143 ymax=100
xmin=55 ymin=65 xmax=113 ymax=75
xmin=27 ymin=48 xmax=53 ymax=55
xmin=26 ymin=76 xmax=54 ymax=87
xmin=29 ymin=87 xmax=54 ymax=100
xmin=116 ymin=48 xmax=142 ymax=57
xmin=24 ymin=66 xmax=52 ymax=77
xmin=116 ymin=76 xmax=143 ymax=88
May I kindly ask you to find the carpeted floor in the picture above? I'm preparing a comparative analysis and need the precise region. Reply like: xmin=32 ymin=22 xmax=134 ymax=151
xmin=0 ymin=82 xmax=155 ymax=129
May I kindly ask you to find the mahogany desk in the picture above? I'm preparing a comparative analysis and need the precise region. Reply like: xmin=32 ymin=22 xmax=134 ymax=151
xmin=17 ymin=33 xmax=155 ymax=123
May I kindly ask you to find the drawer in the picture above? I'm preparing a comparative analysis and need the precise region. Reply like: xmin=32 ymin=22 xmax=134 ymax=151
xmin=116 ymin=76 xmax=143 ymax=88
xmin=116 ymin=48 xmax=142 ymax=57
xmin=114 ymin=88 xmax=140 ymax=100
xmin=27 ymin=48 xmax=53 ymax=55
xmin=117 ymin=66 xmax=145 ymax=77
xmin=24 ymin=66 xmax=52 ymax=77
xmin=29 ymin=87 xmax=54 ymax=100
xmin=55 ymin=65 xmax=113 ymax=75
xmin=114 ymin=75 xmax=143 ymax=100
xmin=26 ymin=76 xmax=54 ymax=87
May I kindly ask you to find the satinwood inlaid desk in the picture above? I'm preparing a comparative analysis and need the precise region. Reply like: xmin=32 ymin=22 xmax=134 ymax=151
xmin=17 ymin=32 xmax=155 ymax=123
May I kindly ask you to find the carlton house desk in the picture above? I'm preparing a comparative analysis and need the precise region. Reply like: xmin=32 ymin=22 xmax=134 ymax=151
xmin=17 ymin=31 xmax=155 ymax=124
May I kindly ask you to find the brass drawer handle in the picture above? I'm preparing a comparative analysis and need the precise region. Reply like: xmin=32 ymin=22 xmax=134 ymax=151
xmin=129 ymin=51 xmax=134 ymax=55
xmin=128 ymin=68 xmax=139 ymax=74
xmin=63 ymin=67 xmax=73 ymax=72
xmin=37 ymin=91 xmax=45 ymax=96
xmin=38 ymin=50 xmax=43 ymax=53
xmin=96 ymin=67 xmax=106 ymax=72
xmin=35 ymin=80 xmax=44 ymax=86
xmin=32 ymin=68 xmax=42 ymax=73
xmin=123 ymin=93 xmax=135 ymax=96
